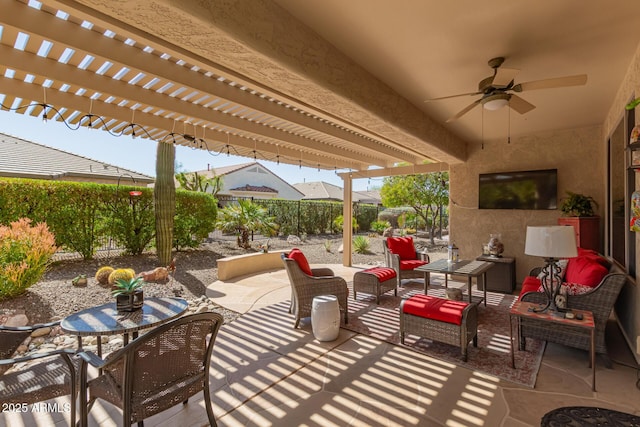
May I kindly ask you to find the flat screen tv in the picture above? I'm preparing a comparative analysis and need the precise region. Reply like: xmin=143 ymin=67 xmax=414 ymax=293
xmin=478 ymin=169 xmax=557 ymax=210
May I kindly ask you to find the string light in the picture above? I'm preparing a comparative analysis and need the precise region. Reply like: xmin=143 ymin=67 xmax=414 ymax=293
xmin=1 ymin=100 xmax=353 ymax=171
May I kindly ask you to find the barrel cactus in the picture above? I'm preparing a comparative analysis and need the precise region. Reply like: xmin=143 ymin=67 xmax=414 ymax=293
xmin=108 ymin=268 xmax=136 ymax=286
xmin=95 ymin=266 xmax=114 ymax=286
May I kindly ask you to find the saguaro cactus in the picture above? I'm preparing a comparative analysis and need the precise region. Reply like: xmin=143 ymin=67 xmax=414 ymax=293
xmin=154 ymin=141 xmax=176 ymax=265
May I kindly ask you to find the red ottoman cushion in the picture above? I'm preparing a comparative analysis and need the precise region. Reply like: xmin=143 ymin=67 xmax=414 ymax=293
xmin=399 ymin=260 xmax=428 ymax=270
xmin=361 ymin=267 xmax=396 ymax=281
xmin=402 ymin=294 xmax=468 ymax=325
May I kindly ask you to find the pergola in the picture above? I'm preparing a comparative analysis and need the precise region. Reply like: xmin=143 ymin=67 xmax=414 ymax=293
xmin=0 ymin=0 xmax=464 ymax=264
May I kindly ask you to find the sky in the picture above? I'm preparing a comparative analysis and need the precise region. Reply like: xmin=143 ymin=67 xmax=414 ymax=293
xmin=0 ymin=109 xmax=382 ymax=191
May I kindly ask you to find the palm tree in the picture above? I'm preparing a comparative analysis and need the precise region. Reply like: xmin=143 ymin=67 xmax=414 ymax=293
xmin=216 ymin=199 xmax=277 ymax=248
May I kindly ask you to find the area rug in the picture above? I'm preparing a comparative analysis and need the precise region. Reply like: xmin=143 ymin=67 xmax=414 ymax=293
xmin=343 ymin=278 xmax=545 ymax=388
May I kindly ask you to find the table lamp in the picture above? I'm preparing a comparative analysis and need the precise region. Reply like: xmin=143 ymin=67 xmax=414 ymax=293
xmin=524 ymin=226 xmax=578 ymax=313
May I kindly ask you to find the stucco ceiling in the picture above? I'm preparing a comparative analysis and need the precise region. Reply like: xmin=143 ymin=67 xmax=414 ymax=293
xmin=2 ymin=0 xmax=640 ymax=172
xmin=273 ymin=0 xmax=640 ymax=142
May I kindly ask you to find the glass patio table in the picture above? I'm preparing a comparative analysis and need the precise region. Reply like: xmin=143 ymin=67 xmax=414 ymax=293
xmin=61 ymin=297 xmax=188 ymax=357
xmin=414 ymin=259 xmax=493 ymax=305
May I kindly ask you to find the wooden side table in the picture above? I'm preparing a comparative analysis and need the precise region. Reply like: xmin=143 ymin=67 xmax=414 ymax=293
xmin=509 ymin=301 xmax=596 ymax=391
xmin=476 ymin=255 xmax=515 ymax=293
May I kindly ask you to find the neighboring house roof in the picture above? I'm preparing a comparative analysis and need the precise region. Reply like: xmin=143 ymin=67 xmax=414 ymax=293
xmin=354 ymin=190 xmax=382 ymax=205
xmin=293 ymin=181 xmax=382 ymax=204
xmin=229 ymin=185 xmax=277 ymax=193
xmin=293 ymin=181 xmax=344 ymax=201
xmin=0 ymin=133 xmax=154 ymax=184
xmin=193 ymin=162 xmax=305 ymax=199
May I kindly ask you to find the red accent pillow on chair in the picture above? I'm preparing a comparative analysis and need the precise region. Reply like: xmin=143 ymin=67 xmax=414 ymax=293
xmin=288 ymin=248 xmax=313 ymax=276
xmin=387 ymin=237 xmax=416 ymax=260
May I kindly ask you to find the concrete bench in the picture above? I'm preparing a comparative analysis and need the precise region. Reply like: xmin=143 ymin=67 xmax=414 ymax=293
xmin=217 ymin=250 xmax=288 ymax=281
xmin=400 ymin=294 xmax=478 ymax=361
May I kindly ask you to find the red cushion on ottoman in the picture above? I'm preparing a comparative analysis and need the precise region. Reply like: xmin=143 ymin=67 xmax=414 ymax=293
xmin=399 ymin=260 xmax=428 ymax=270
xmin=361 ymin=267 xmax=396 ymax=281
xmin=387 ymin=237 xmax=417 ymax=260
xmin=402 ymin=294 xmax=468 ymax=325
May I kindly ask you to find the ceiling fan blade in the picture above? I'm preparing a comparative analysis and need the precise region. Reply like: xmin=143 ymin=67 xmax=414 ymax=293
xmin=446 ymin=100 xmax=480 ymax=123
xmin=513 ymin=74 xmax=587 ymax=92
xmin=509 ymin=94 xmax=536 ymax=114
xmin=492 ymin=67 xmax=520 ymax=87
xmin=425 ymin=91 xmax=481 ymax=102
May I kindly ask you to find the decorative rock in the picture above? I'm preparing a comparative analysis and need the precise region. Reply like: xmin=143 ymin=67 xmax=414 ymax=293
xmin=31 ymin=327 xmax=51 ymax=338
xmin=5 ymin=314 xmax=29 ymax=327
xmin=287 ymin=235 xmax=302 ymax=245
xmin=16 ymin=345 xmax=28 ymax=354
xmin=196 ymin=305 xmax=209 ymax=314
xmin=383 ymin=227 xmax=394 ymax=237
xmin=338 ymin=244 xmax=343 ymax=253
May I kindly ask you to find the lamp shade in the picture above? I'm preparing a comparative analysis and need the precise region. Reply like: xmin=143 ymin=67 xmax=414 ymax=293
xmin=524 ymin=226 xmax=578 ymax=258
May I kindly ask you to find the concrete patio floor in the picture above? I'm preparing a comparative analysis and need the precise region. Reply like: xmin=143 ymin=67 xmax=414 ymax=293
xmin=2 ymin=265 xmax=639 ymax=426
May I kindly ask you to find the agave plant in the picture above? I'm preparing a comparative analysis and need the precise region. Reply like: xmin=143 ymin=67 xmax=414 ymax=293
xmin=111 ymin=277 xmax=145 ymax=297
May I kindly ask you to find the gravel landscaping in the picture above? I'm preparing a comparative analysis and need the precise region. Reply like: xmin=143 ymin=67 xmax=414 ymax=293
xmin=0 ymin=234 xmax=448 ymax=325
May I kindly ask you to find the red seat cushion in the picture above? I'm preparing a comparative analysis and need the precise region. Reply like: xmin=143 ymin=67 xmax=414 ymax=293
xmin=519 ymin=276 xmax=542 ymax=298
xmin=361 ymin=267 xmax=396 ymax=281
xmin=288 ymin=248 xmax=312 ymax=276
xmin=402 ymin=294 xmax=468 ymax=325
xmin=387 ymin=237 xmax=417 ymax=260
xmin=399 ymin=260 xmax=428 ymax=270
xmin=564 ymin=256 xmax=609 ymax=288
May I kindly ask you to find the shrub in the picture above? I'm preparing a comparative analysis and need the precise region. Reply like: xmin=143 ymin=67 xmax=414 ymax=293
xmin=173 ymin=190 xmax=218 ymax=250
xmin=0 ymin=219 xmax=57 ymax=299
xmin=353 ymin=235 xmax=370 ymax=254
xmin=370 ymin=220 xmax=391 ymax=235
xmin=332 ymin=215 xmax=358 ymax=233
xmin=324 ymin=239 xmax=332 ymax=252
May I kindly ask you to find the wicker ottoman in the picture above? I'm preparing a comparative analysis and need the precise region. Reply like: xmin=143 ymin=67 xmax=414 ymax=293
xmin=353 ymin=267 xmax=397 ymax=304
xmin=400 ymin=294 xmax=478 ymax=361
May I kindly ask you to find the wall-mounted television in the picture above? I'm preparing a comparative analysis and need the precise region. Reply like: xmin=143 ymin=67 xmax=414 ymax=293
xmin=478 ymin=169 xmax=558 ymax=210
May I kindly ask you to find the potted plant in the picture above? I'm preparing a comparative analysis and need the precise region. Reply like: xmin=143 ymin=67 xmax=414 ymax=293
xmin=559 ymin=191 xmax=598 ymax=217
xmin=112 ymin=277 xmax=145 ymax=312
xmin=558 ymin=191 xmax=600 ymax=252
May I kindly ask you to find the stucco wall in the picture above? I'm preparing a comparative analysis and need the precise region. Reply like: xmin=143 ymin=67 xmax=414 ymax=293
xmin=449 ymin=124 xmax=604 ymax=283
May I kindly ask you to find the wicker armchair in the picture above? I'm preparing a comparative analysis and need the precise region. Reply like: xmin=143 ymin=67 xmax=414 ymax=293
xmin=281 ymin=251 xmax=349 ymax=328
xmin=383 ymin=237 xmax=429 ymax=288
xmin=78 ymin=312 xmax=224 ymax=427
xmin=1 ymin=320 xmax=80 ymax=427
xmin=519 ymin=264 xmax=627 ymax=367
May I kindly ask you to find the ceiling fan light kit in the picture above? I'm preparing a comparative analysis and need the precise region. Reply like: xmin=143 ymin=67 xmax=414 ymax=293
xmin=426 ymin=57 xmax=587 ymax=122
xmin=481 ymin=93 xmax=511 ymax=111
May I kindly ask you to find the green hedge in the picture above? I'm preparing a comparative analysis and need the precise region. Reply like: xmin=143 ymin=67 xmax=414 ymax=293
xmin=0 ymin=178 xmax=217 ymax=259
xmin=253 ymin=199 xmax=378 ymax=236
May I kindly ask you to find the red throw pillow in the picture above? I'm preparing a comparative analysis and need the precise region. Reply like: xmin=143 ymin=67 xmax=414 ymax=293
xmin=386 ymin=237 xmax=416 ymax=260
xmin=564 ymin=256 xmax=608 ymax=288
xmin=288 ymin=248 xmax=312 ymax=276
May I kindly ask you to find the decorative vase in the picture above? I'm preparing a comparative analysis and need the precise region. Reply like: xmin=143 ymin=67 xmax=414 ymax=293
xmin=487 ymin=233 xmax=504 ymax=257
xmin=116 ymin=290 xmax=144 ymax=312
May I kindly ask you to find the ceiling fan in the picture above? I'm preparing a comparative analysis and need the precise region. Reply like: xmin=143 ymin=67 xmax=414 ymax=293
xmin=425 ymin=57 xmax=587 ymax=123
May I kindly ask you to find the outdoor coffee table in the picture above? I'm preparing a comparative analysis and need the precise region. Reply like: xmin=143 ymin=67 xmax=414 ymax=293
xmin=415 ymin=259 xmax=492 ymax=305
xmin=509 ymin=301 xmax=596 ymax=391
xmin=61 ymin=297 xmax=188 ymax=357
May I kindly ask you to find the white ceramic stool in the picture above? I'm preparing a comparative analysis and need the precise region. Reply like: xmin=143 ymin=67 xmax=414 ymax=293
xmin=311 ymin=295 xmax=340 ymax=341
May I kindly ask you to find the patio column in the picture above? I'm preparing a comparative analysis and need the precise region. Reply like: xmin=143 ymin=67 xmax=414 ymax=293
xmin=342 ymin=176 xmax=353 ymax=266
